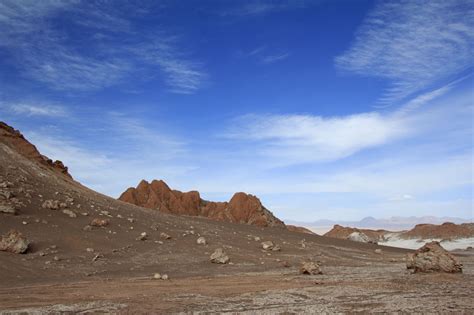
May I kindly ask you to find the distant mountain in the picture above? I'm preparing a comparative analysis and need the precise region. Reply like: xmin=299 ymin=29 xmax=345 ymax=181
xmin=286 ymin=216 xmax=473 ymax=231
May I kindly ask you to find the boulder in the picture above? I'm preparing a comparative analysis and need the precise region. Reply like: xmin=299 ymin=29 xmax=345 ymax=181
xmin=300 ymin=261 xmax=322 ymax=275
xmin=406 ymin=241 xmax=462 ymax=273
xmin=210 ymin=248 xmax=230 ymax=264
xmin=0 ymin=203 xmax=16 ymax=215
xmin=0 ymin=230 xmax=29 ymax=254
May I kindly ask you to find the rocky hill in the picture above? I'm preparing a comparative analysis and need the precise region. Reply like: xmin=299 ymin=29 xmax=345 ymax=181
xmin=324 ymin=224 xmax=389 ymax=243
xmin=399 ymin=222 xmax=474 ymax=240
xmin=119 ymin=179 xmax=285 ymax=227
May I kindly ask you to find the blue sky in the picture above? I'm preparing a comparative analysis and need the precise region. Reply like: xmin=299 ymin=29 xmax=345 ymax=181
xmin=0 ymin=0 xmax=472 ymax=221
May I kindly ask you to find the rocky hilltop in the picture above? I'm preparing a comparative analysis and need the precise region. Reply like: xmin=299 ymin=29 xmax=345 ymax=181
xmin=119 ymin=179 xmax=285 ymax=227
xmin=324 ymin=224 xmax=387 ymax=243
xmin=400 ymin=222 xmax=474 ymax=240
xmin=0 ymin=122 xmax=71 ymax=178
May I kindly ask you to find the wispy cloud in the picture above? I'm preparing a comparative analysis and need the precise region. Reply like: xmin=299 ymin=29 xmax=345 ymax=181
xmin=220 ymin=1 xmax=309 ymax=17
xmin=226 ymin=112 xmax=410 ymax=164
xmin=1 ymin=102 xmax=68 ymax=117
xmin=261 ymin=52 xmax=290 ymax=64
xmin=0 ymin=1 xmax=207 ymax=93
xmin=335 ymin=0 xmax=474 ymax=104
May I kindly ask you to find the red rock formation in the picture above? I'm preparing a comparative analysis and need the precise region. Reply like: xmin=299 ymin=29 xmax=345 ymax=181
xmin=400 ymin=222 xmax=474 ymax=240
xmin=119 ymin=179 xmax=285 ymax=227
xmin=324 ymin=224 xmax=387 ymax=243
xmin=0 ymin=122 xmax=71 ymax=178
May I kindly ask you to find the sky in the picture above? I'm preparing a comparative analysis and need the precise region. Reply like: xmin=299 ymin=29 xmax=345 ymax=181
xmin=0 ymin=0 xmax=473 ymax=222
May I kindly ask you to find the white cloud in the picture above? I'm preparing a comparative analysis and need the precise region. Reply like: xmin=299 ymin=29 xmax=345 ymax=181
xmin=388 ymin=194 xmax=414 ymax=202
xmin=226 ymin=111 xmax=410 ymax=164
xmin=220 ymin=1 xmax=309 ymax=17
xmin=1 ymin=102 xmax=67 ymax=117
xmin=335 ymin=0 xmax=474 ymax=104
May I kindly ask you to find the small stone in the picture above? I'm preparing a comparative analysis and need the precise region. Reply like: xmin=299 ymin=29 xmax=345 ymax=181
xmin=137 ymin=232 xmax=148 ymax=241
xmin=196 ymin=237 xmax=207 ymax=245
xmin=153 ymin=273 xmax=161 ymax=279
xmin=86 ymin=248 xmax=94 ymax=252
xmin=261 ymin=241 xmax=275 ymax=251
xmin=62 ymin=209 xmax=77 ymax=218
xmin=374 ymin=249 xmax=382 ymax=254
xmin=42 ymin=200 xmax=60 ymax=210
xmin=161 ymin=274 xmax=169 ymax=280
xmin=22 ymin=221 xmax=28 ymax=225
xmin=83 ymin=225 xmax=92 ymax=231
xmin=300 ymin=261 xmax=322 ymax=275
xmin=160 ymin=232 xmax=171 ymax=240
xmin=210 ymin=248 xmax=230 ymax=264
xmin=53 ymin=256 xmax=60 ymax=261
xmin=90 ymin=218 xmax=110 ymax=227
xmin=254 ymin=236 xmax=261 ymax=241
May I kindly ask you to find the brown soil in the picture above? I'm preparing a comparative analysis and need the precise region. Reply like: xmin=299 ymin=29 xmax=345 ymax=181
xmin=1 ymin=121 xmax=473 ymax=313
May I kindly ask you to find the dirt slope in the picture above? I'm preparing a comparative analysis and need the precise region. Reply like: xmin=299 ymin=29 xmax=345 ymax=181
xmin=119 ymin=179 xmax=285 ymax=227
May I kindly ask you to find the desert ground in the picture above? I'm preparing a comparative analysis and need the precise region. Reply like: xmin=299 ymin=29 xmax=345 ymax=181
xmin=1 ymin=123 xmax=473 ymax=314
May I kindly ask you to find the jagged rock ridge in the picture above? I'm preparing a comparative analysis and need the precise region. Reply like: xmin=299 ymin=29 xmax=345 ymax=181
xmin=0 ymin=122 xmax=71 ymax=178
xmin=119 ymin=179 xmax=285 ymax=227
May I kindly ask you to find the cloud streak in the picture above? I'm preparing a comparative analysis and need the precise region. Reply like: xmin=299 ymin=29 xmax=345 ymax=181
xmin=0 ymin=1 xmax=207 ymax=94
xmin=335 ymin=0 xmax=474 ymax=104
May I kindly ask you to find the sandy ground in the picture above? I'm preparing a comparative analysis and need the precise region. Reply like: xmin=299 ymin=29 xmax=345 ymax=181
xmin=1 ymin=256 xmax=473 ymax=314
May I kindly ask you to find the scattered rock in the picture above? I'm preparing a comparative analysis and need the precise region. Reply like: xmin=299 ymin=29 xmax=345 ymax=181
xmin=42 ymin=200 xmax=60 ymax=210
xmin=90 ymin=218 xmax=110 ymax=227
xmin=137 ymin=232 xmax=148 ymax=241
xmin=406 ymin=241 xmax=463 ymax=273
xmin=62 ymin=209 xmax=77 ymax=218
xmin=160 ymin=232 xmax=171 ymax=240
xmin=153 ymin=273 xmax=169 ymax=280
xmin=0 ymin=204 xmax=17 ymax=215
xmin=300 ymin=261 xmax=322 ymax=275
xmin=92 ymin=253 xmax=102 ymax=262
xmin=374 ymin=248 xmax=382 ymax=254
xmin=59 ymin=202 xmax=67 ymax=209
xmin=210 ymin=248 xmax=230 ymax=264
xmin=83 ymin=225 xmax=93 ymax=231
xmin=261 ymin=241 xmax=275 ymax=250
xmin=161 ymin=274 xmax=169 ymax=280
xmin=0 ymin=230 xmax=29 ymax=254
xmin=196 ymin=237 xmax=207 ymax=245
xmin=53 ymin=256 xmax=60 ymax=261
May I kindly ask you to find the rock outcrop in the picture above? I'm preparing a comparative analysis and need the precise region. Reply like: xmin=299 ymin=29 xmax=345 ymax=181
xmin=0 ymin=122 xmax=71 ymax=178
xmin=119 ymin=180 xmax=285 ymax=228
xmin=406 ymin=241 xmax=463 ymax=273
xmin=324 ymin=224 xmax=385 ymax=243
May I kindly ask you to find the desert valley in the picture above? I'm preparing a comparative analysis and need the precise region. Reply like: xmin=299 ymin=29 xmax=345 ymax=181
xmin=0 ymin=122 xmax=473 ymax=313
xmin=1 ymin=0 xmax=473 ymax=313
